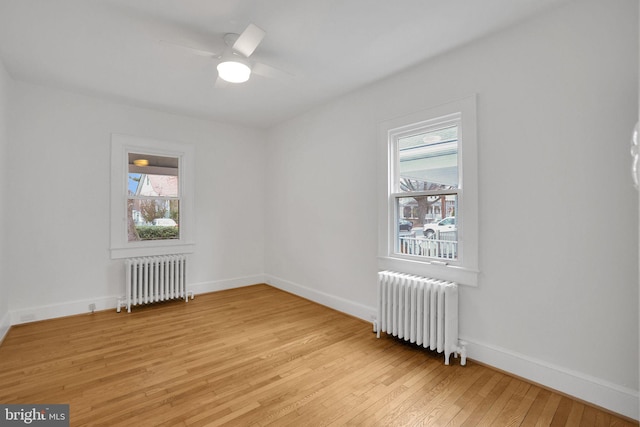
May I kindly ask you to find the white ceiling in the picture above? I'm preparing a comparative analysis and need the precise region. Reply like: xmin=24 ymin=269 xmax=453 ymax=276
xmin=0 ymin=0 xmax=571 ymax=128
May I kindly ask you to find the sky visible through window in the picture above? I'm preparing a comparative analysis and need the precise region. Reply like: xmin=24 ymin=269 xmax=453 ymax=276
xmin=128 ymin=173 xmax=141 ymax=195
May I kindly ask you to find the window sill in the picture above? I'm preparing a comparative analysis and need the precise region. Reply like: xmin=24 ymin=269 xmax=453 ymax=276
xmin=110 ymin=241 xmax=195 ymax=259
xmin=378 ymin=255 xmax=478 ymax=287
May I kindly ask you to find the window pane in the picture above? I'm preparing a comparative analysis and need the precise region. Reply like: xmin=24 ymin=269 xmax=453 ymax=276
xmin=398 ymin=125 xmax=458 ymax=191
xmin=396 ymin=194 xmax=457 ymax=260
xmin=128 ymin=199 xmax=180 ymax=241
xmin=128 ymin=153 xmax=179 ymax=197
xmin=129 ymin=173 xmax=178 ymax=197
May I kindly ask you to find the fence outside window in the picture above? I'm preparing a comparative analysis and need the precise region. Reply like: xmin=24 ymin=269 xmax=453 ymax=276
xmin=398 ymin=231 xmax=457 ymax=260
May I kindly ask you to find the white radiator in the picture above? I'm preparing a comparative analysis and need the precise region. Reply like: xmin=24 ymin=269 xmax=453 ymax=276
xmin=375 ymin=271 xmax=466 ymax=365
xmin=117 ymin=255 xmax=194 ymax=313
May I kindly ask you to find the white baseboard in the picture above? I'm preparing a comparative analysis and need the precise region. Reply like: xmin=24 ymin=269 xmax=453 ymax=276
xmin=264 ymin=274 xmax=377 ymax=323
xmin=0 ymin=310 xmax=10 ymax=344
xmin=188 ymin=274 xmax=266 ymax=295
xmin=461 ymin=338 xmax=639 ymax=421
xmin=10 ymin=296 xmax=119 ymax=325
xmin=8 ymin=274 xmax=267 ymax=325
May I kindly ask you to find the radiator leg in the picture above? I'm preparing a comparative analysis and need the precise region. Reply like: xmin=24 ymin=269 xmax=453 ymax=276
xmin=116 ymin=298 xmax=124 ymax=313
xmin=459 ymin=340 xmax=467 ymax=366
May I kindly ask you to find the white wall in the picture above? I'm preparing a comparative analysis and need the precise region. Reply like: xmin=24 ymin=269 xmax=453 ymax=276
xmin=0 ymin=59 xmax=10 ymax=340
xmin=265 ymin=0 xmax=639 ymax=418
xmin=6 ymin=82 xmax=266 ymax=321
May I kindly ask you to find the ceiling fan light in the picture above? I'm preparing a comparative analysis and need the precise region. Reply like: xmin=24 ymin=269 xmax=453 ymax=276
xmin=217 ymin=60 xmax=251 ymax=83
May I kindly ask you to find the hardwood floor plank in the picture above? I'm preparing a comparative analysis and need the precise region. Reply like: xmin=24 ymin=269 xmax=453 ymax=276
xmin=445 ymin=371 xmax=504 ymax=426
xmin=521 ymin=388 xmax=554 ymax=426
xmin=474 ymin=378 xmax=527 ymax=426
xmin=550 ymin=396 xmax=576 ymax=426
xmin=275 ymin=347 xmax=434 ymax=425
xmin=395 ymin=364 xmax=485 ymax=426
xmin=330 ymin=358 xmax=453 ymax=425
xmin=565 ymin=401 xmax=586 ymax=427
xmin=0 ymin=284 xmax=636 ymax=427
xmin=490 ymin=382 xmax=539 ymax=427
xmin=536 ymin=392 xmax=563 ymax=426
xmin=459 ymin=374 xmax=513 ymax=426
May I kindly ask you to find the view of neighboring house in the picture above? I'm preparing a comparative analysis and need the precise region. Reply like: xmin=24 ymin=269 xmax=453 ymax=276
xmin=129 ymin=173 xmax=179 ymax=226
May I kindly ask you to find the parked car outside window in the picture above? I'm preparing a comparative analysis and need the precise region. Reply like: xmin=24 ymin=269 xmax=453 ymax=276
xmin=423 ymin=217 xmax=456 ymax=238
xmin=399 ymin=219 xmax=413 ymax=232
xmin=152 ymin=218 xmax=178 ymax=227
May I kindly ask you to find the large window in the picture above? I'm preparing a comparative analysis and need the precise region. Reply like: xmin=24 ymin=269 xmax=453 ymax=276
xmin=111 ymin=134 xmax=195 ymax=259
xmin=379 ymin=96 xmax=478 ymax=285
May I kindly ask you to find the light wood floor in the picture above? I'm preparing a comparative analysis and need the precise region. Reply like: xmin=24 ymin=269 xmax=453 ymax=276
xmin=0 ymin=284 xmax=636 ymax=426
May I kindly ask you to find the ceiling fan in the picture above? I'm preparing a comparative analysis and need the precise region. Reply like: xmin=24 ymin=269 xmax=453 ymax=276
xmin=162 ymin=23 xmax=288 ymax=85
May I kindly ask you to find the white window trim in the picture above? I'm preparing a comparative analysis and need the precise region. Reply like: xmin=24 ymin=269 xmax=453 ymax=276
xmin=378 ymin=95 xmax=479 ymax=286
xmin=110 ymin=133 xmax=195 ymax=259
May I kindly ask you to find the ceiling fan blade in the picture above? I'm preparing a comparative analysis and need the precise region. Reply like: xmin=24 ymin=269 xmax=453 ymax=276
xmin=232 ymin=23 xmax=266 ymax=58
xmin=160 ymin=40 xmax=219 ymax=58
xmin=252 ymin=61 xmax=294 ymax=80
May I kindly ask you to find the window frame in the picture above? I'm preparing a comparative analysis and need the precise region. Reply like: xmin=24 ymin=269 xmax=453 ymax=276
xmin=110 ymin=134 xmax=195 ymax=259
xmin=378 ymin=95 xmax=479 ymax=286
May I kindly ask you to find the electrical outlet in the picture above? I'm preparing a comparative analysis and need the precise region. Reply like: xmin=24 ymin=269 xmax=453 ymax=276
xmin=89 ymin=303 xmax=96 ymax=313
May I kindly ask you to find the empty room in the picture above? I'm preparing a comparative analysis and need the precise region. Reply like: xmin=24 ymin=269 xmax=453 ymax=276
xmin=0 ymin=0 xmax=638 ymax=425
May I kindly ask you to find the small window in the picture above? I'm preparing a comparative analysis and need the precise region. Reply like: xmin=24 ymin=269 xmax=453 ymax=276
xmin=110 ymin=134 xmax=194 ymax=259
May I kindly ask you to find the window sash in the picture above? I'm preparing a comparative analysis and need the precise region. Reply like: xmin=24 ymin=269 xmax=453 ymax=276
xmin=391 ymin=191 xmax=460 ymax=261
xmin=390 ymin=114 xmax=461 ymax=194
